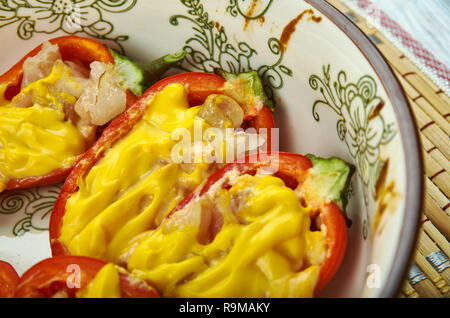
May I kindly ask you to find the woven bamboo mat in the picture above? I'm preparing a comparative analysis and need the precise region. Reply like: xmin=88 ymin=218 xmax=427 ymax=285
xmin=328 ymin=0 xmax=450 ymax=298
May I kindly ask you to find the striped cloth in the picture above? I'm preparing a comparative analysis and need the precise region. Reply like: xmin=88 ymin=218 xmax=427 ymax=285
xmin=342 ymin=0 xmax=450 ymax=96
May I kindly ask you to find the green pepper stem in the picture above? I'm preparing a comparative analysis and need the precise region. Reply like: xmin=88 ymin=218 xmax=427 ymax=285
xmin=110 ymin=49 xmax=186 ymax=96
xmin=138 ymin=51 xmax=186 ymax=85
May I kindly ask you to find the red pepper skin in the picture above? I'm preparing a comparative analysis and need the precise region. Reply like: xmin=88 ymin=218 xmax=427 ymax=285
xmin=5 ymin=166 xmax=74 ymax=191
xmin=14 ymin=256 xmax=159 ymax=298
xmin=169 ymin=152 xmax=347 ymax=296
xmin=314 ymin=202 xmax=347 ymax=295
xmin=0 ymin=36 xmax=114 ymax=101
xmin=148 ymin=72 xmax=226 ymax=106
xmin=0 ymin=36 xmax=137 ymax=191
xmin=149 ymin=72 xmax=276 ymax=151
xmin=50 ymin=72 xmax=276 ymax=256
xmin=0 ymin=260 xmax=20 ymax=298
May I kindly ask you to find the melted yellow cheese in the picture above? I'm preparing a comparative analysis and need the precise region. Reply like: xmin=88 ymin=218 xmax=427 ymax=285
xmin=126 ymin=174 xmax=325 ymax=298
xmin=0 ymin=84 xmax=9 ymax=106
xmin=76 ymin=263 xmax=121 ymax=298
xmin=0 ymin=62 xmax=86 ymax=191
xmin=61 ymin=83 xmax=326 ymax=298
xmin=61 ymin=84 xmax=216 ymax=262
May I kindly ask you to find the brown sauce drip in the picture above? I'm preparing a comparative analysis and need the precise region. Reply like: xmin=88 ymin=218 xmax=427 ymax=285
xmin=375 ymin=159 xmax=389 ymax=199
xmin=368 ymin=100 xmax=385 ymax=121
xmin=373 ymin=180 xmax=401 ymax=239
xmin=244 ymin=0 xmax=259 ymax=31
xmin=280 ymin=9 xmax=322 ymax=52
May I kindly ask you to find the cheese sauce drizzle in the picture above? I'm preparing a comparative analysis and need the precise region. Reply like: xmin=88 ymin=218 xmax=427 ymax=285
xmin=126 ymin=173 xmax=325 ymax=298
xmin=61 ymin=84 xmax=217 ymax=262
xmin=61 ymin=83 xmax=326 ymax=298
xmin=0 ymin=61 xmax=86 ymax=191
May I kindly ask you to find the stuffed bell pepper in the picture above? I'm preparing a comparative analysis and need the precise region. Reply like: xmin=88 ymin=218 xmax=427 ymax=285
xmin=0 ymin=36 xmax=185 ymax=192
xmin=118 ymin=152 xmax=352 ymax=297
xmin=51 ymin=147 xmax=351 ymax=297
xmin=49 ymin=69 xmax=276 ymax=260
xmin=14 ymin=256 xmax=158 ymax=298
xmin=46 ymin=65 xmax=353 ymax=297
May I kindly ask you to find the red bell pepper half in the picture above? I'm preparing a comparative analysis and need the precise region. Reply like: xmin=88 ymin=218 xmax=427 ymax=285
xmin=0 ymin=36 xmax=115 ymax=101
xmin=0 ymin=260 xmax=20 ymax=298
xmin=0 ymin=36 xmax=185 ymax=191
xmin=0 ymin=36 xmax=136 ymax=191
xmin=50 ymin=71 xmax=276 ymax=256
xmin=170 ymin=151 xmax=353 ymax=296
xmin=14 ymin=256 xmax=159 ymax=298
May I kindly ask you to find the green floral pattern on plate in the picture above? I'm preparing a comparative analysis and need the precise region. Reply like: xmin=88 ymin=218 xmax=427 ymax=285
xmin=309 ymin=65 xmax=397 ymax=237
xmin=0 ymin=0 xmax=137 ymax=53
xmin=0 ymin=184 xmax=61 ymax=236
xmin=226 ymin=0 xmax=273 ymax=20
xmin=170 ymin=0 xmax=293 ymax=103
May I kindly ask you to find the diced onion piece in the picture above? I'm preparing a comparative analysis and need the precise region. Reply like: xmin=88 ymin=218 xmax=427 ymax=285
xmin=75 ymin=118 xmax=96 ymax=147
xmin=21 ymin=41 xmax=61 ymax=89
xmin=74 ymin=61 xmax=126 ymax=126
xmin=64 ymin=60 xmax=90 ymax=79
xmin=50 ymin=60 xmax=90 ymax=99
xmin=10 ymin=92 xmax=33 ymax=108
xmin=197 ymin=94 xmax=244 ymax=128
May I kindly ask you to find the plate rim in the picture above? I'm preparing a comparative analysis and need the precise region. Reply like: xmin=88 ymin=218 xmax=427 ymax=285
xmin=306 ymin=0 xmax=424 ymax=297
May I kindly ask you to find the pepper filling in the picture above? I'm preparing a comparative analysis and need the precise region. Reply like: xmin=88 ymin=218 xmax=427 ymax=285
xmin=0 ymin=42 xmax=127 ymax=191
xmin=60 ymin=83 xmax=264 ymax=264
xmin=60 ymin=83 xmax=325 ymax=297
xmin=124 ymin=171 xmax=325 ymax=298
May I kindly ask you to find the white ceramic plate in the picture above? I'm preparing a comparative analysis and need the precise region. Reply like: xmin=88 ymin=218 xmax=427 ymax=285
xmin=0 ymin=0 xmax=422 ymax=297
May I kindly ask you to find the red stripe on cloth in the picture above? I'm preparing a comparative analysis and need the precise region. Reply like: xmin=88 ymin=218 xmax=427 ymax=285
xmin=356 ymin=0 xmax=450 ymax=85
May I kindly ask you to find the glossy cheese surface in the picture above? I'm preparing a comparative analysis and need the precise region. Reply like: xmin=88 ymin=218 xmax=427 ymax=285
xmin=0 ymin=62 xmax=86 ymax=190
xmin=126 ymin=174 xmax=325 ymax=298
xmin=60 ymin=83 xmax=326 ymax=298
xmin=76 ymin=263 xmax=121 ymax=298
xmin=61 ymin=84 xmax=215 ymax=262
